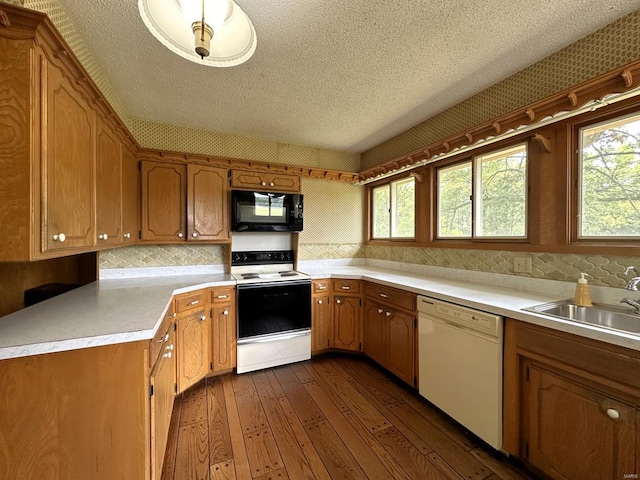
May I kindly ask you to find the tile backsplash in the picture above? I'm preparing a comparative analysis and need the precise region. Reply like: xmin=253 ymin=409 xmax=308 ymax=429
xmin=100 ymin=244 xmax=228 ymax=269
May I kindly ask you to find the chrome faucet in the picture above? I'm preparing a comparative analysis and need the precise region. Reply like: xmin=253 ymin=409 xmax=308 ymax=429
xmin=620 ymin=266 xmax=640 ymax=314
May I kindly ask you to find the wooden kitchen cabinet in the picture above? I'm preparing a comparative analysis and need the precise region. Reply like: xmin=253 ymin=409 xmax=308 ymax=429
xmin=141 ymin=160 xmax=229 ymax=243
xmin=150 ymin=319 xmax=176 ymax=480
xmin=176 ymin=305 xmax=211 ymax=393
xmin=96 ymin=116 xmax=122 ymax=247
xmin=504 ymin=319 xmax=640 ymax=479
xmin=43 ymin=57 xmax=96 ymax=253
xmin=363 ymin=283 xmax=416 ymax=386
xmin=333 ymin=295 xmax=362 ymax=351
xmin=211 ymin=287 xmax=236 ymax=372
xmin=312 ymin=292 xmax=333 ymax=352
xmin=121 ymin=145 xmax=140 ymax=244
xmin=230 ymin=169 xmax=301 ymax=193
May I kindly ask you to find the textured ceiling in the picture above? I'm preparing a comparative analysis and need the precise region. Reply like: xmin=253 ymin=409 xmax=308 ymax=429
xmin=53 ymin=0 xmax=640 ymax=152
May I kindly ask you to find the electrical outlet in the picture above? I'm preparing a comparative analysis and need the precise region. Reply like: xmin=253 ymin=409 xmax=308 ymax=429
xmin=514 ymin=257 xmax=532 ymax=274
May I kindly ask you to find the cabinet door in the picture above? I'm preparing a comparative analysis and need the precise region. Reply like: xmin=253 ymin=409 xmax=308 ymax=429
xmin=141 ymin=161 xmax=186 ymax=241
xmin=333 ymin=296 xmax=361 ymax=351
xmin=187 ymin=164 xmax=228 ymax=241
xmin=230 ymin=169 xmax=300 ymax=193
xmin=150 ymin=326 xmax=176 ymax=480
xmin=44 ymin=62 xmax=95 ymax=252
xmin=176 ymin=308 xmax=210 ymax=393
xmin=212 ymin=303 xmax=236 ymax=371
xmin=312 ymin=294 xmax=332 ymax=353
xmin=526 ymin=364 xmax=636 ymax=480
xmin=363 ymin=300 xmax=385 ymax=365
xmin=386 ymin=310 xmax=415 ymax=386
xmin=95 ymin=118 xmax=122 ymax=246
xmin=121 ymin=145 xmax=139 ymax=244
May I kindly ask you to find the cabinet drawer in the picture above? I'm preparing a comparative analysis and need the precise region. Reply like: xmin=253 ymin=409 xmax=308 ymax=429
xmin=230 ymin=169 xmax=301 ymax=193
xmin=211 ymin=286 xmax=235 ymax=304
xmin=175 ymin=289 xmax=208 ymax=313
xmin=333 ymin=279 xmax=360 ymax=294
xmin=313 ymin=280 xmax=330 ymax=294
xmin=150 ymin=304 xmax=176 ymax=367
xmin=364 ymin=283 xmax=415 ymax=311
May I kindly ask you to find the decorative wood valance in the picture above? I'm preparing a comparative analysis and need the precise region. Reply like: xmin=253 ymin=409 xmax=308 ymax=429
xmin=358 ymin=60 xmax=640 ymax=182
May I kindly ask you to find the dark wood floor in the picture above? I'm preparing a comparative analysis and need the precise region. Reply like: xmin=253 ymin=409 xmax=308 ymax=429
xmin=161 ymin=355 xmax=534 ymax=480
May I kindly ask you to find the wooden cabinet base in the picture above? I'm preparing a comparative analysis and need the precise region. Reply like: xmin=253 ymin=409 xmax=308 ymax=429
xmin=0 ymin=342 xmax=148 ymax=480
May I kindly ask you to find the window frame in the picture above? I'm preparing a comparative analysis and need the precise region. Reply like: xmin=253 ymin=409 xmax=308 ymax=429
xmin=369 ymin=174 xmax=416 ymax=241
xmin=434 ymin=142 xmax=529 ymax=241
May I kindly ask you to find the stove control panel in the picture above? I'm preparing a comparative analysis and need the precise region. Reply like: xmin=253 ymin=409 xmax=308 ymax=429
xmin=231 ymin=250 xmax=294 ymax=266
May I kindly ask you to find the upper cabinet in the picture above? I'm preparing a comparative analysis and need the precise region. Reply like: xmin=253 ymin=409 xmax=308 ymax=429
xmin=230 ymin=169 xmax=301 ymax=193
xmin=0 ymin=5 xmax=138 ymax=260
xmin=141 ymin=160 xmax=229 ymax=243
xmin=121 ymin=145 xmax=140 ymax=244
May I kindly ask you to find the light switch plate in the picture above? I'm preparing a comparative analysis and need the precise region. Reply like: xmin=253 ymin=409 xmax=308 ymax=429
xmin=514 ymin=257 xmax=532 ymax=274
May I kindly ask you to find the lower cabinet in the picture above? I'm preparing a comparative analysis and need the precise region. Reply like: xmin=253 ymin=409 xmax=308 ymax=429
xmin=176 ymin=306 xmax=211 ymax=394
xmin=312 ymin=292 xmax=333 ymax=352
xmin=211 ymin=287 xmax=236 ymax=372
xmin=311 ymin=279 xmax=362 ymax=353
xmin=150 ymin=321 xmax=176 ymax=480
xmin=504 ymin=319 xmax=640 ymax=479
xmin=333 ymin=295 xmax=362 ymax=351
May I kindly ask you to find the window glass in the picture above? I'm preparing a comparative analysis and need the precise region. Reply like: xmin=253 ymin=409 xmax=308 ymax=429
xmin=372 ymin=177 xmax=415 ymax=239
xmin=372 ymin=185 xmax=390 ymax=238
xmin=579 ymin=114 xmax=640 ymax=238
xmin=475 ymin=144 xmax=527 ymax=237
xmin=437 ymin=162 xmax=472 ymax=238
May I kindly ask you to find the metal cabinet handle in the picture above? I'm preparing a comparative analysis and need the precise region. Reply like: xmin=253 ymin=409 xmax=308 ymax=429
xmin=607 ymin=408 xmax=620 ymax=420
xmin=269 ymin=182 xmax=274 ymax=187
xmin=165 ymin=344 xmax=174 ymax=351
xmin=377 ymin=309 xmax=383 ymax=314
xmin=52 ymin=233 xmax=66 ymax=243
xmin=317 ymin=285 xmax=327 ymax=290
xmin=187 ymin=300 xmax=200 ymax=306
xmin=223 ymin=310 xmax=229 ymax=315
xmin=156 ymin=333 xmax=169 ymax=343
xmin=386 ymin=311 xmax=392 ymax=317
xmin=200 ymin=315 xmax=206 ymax=321
xmin=336 ymin=299 xmax=342 ymax=304
xmin=163 ymin=352 xmax=172 ymax=359
xmin=217 ymin=295 xmax=228 ymax=299
xmin=261 ymin=181 xmax=266 ymax=186
xmin=318 ymin=300 xmax=323 ymax=305
xmin=123 ymin=232 xmax=131 ymax=239
xmin=192 ymin=232 xmax=198 ymax=238
xmin=98 ymin=233 xmax=109 ymax=240
xmin=342 ymin=286 xmax=350 ymax=290
xmin=177 ymin=232 xmax=183 ymax=238
xmin=379 ymin=293 xmax=388 ymax=298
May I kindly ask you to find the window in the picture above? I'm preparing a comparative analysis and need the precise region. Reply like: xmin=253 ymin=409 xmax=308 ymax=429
xmin=437 ymin=144 xmax=528 ymax=239
xmin=372 ymin=177 xmax=415 ymax=239
xmin=578 ymin=113 xmax=640 ymax=238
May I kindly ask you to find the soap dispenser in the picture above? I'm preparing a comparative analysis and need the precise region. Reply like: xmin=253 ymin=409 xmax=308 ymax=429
xmin=573 ymin=273 xmax=593 ymax=307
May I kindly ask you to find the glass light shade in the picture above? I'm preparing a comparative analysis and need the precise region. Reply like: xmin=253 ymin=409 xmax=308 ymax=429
xmin=179 ymin=0 xmax=232 ymax=30
xmin=138 ymin=0 xmax=256 ymax=67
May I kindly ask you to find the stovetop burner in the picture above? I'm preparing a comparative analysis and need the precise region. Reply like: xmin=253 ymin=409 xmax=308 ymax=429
xmin=231 ymin=249 xmax=310 ymax=285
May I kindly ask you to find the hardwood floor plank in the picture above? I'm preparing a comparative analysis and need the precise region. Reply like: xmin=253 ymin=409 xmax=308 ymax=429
xmin=305 ymin=419 xmax=368 ymax=480
xmin=374 ymin=426 xmax=450 ymax=480
xmin=302 ymin=361 xmax=350 ymax=413
xmin=264 ymin=371 xmax=286 ymax=398
xmin=308 ymin=359 xmax=391 ymax=433
xmin=161 ymin=396 xmax=182 ymax=480
xmin=342 ymin=410 xmax=413 ymax=480
xmin=252 ymin=371 xmax=328 ymax=480
xmin=290 ymin=362 xmax=314 ymax=384
xmin=339 ymin=357 xmax=478 ymax=451
xmin=272 ymin=366 xmax=326 ymax=426
xmin=426 ymin=452 xmax=467 ymax=480
xmin=210 ymin=459 xmax=236 ymax=480
xmin=174 ymin=421 xmax=210 ymax=480
xmin=386 ymin=401 xmax=491 ymax=480
xmin=180 ymin=394 xmax=208 ymax=427
xmin=234 ymin=373 xmax=270 ymax=435
xmin=222 ymin=376 xmax=252 ymax=479
xmin=252 ymin=467 xmax=289 ymax=480
xmin=469 ymin=446 xmax=535 ymax=480
xmin=206 ymin=377 xmax=234 ymax=466
xmin=243 ymin=428 xmax=284 ymax=478
xmin=303 ymin=380 xmax=397 ymax=480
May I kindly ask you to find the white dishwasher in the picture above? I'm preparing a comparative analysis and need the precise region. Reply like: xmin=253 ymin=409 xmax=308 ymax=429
xmin=417 ymin=295 xmax=503 ymax=450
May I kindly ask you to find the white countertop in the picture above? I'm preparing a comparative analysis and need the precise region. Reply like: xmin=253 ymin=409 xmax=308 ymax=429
xmin=1 ymin=264 xmax=639 ymax=361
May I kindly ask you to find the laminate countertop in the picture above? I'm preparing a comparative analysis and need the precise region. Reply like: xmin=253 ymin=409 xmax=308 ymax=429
xmin=1 ymin=265 xmax=639 ymax=361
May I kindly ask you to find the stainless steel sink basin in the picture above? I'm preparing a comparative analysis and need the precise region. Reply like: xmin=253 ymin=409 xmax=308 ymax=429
xmin=524 ymin=300 xmax=640 ymax=334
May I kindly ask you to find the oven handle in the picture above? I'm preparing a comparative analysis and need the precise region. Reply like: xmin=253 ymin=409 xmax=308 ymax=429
xmin=237 ymin=329 xmax=311 ymax=345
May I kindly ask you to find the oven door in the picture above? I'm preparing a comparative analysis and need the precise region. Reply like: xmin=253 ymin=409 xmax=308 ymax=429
xmin=236 ymin=280 xmax=311 ymax=374
xmin=236 ymin=280 xmax=311 ymax=339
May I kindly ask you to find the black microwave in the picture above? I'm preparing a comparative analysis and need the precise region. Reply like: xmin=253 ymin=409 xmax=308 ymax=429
xmin=231 ymin=190 xmax=303 ymax=232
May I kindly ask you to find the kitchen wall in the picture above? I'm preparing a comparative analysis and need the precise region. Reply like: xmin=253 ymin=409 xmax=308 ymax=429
xmin=361 ymin=9 xmax=640 ymax=168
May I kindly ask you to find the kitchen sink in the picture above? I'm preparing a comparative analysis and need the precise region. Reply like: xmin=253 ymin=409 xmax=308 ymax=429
xmin=523 ymin=300 xmax=640 ymax=334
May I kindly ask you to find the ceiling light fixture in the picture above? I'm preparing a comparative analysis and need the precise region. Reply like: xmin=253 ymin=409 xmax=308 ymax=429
xmin=138 ymin=0 xmax=256 ymax=67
